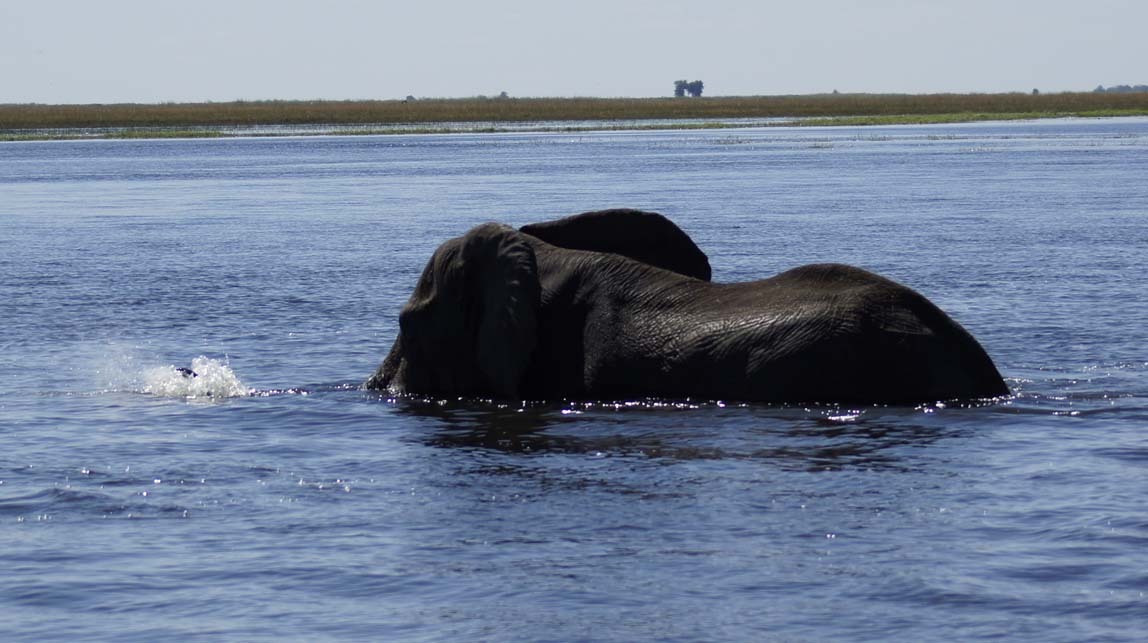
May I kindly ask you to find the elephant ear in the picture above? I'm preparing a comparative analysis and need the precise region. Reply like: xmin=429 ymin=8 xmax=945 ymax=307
xmin=520 ymin=209 xmax=712 ymax=281
xmin=462 ymin=223 xmax=541 ymax=398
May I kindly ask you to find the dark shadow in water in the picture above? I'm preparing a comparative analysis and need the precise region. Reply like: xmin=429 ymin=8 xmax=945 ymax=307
xmin=745 ymin=420 xmax=964 ymax=472
xmin=383 ymin=395 xmax=977 ymax=472
xmin=385 ymin=397 xmax=581 ymax=450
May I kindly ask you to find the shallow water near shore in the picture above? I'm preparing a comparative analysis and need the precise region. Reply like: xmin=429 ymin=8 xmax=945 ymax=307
xmin=2 ymin=118 xmax=1147 ymax=641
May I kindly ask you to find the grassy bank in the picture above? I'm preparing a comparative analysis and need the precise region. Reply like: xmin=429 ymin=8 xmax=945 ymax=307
xmin=3 ymin=93 xmax=1148 ymax=139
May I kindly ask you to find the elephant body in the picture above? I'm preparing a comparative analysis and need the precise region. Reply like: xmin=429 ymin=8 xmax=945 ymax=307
xmin=367 ymin=210 xmax=1008 ymax=404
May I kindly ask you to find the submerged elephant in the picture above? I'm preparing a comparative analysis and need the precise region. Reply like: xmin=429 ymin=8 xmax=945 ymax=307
xmin=366 ymin=209 xmax=1008 ymax=404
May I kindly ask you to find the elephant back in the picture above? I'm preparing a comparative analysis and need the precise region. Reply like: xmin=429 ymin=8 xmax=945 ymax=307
xmin=521 ymin=209 xmax=712 ymax=281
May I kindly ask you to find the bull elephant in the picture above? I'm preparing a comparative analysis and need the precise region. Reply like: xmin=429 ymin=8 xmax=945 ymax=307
xmin=366 ymin=209 xmax=1008 ymax=404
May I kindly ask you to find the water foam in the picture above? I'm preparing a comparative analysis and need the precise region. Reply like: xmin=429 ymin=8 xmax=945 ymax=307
xmin=142 ymin=356 xmax=250 ymax=399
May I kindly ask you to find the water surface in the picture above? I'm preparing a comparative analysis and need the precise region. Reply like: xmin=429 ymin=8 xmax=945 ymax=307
xmin=2 ymin=118 xmax=1147 ymax=641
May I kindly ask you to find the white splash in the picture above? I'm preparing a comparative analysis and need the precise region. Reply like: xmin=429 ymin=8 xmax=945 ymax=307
xmin=142 ymin=356 xmax=250 ymax=399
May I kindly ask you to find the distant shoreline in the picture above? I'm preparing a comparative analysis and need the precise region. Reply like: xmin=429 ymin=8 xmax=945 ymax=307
xmin=3 ymin=93 xmax=1148 ymax=141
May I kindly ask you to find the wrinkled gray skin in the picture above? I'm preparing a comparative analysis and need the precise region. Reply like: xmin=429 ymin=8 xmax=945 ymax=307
xmin=366 ymin=209 xmax=1008 ymax=404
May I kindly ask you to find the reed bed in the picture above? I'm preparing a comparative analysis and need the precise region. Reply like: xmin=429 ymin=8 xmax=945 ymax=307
xmin=3 ymin=93 xmax=1148 ymax=133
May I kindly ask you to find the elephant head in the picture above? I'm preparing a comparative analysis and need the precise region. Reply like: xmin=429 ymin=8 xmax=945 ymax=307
xmin=367 ymin=210 xmax=709 ymax=397
xmin=367 ymin=223 xmax=540 ymax=398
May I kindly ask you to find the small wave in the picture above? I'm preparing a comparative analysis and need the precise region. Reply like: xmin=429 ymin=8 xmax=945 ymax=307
xmin=142 ymin=356 xmax=250 ymax=399
xmin=0 ymin=486 xmax=193 ymax=521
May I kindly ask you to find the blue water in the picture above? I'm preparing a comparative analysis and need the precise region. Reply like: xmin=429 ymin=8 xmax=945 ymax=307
xmin=2 ymin=119 xmax=1147 ymax=641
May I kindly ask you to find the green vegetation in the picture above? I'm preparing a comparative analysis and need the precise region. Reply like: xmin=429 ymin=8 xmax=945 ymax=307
xmin=3 ymin=92 xmax=1148 ymax=140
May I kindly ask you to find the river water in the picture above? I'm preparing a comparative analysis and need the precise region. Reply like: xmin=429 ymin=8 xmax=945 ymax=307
xmin=2 ymin=119 xmax=1147 ymax=641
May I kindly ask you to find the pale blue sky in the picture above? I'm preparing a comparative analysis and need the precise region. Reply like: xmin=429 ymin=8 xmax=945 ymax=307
xmin=2 ymin=0 xmax=1145 ymax=104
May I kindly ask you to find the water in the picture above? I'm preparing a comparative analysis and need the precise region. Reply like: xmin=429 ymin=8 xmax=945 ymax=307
xmin=15 ymin=115 xmax=796 ymax=139
xmin=2 ymin=119 xmax=1147 ymax=641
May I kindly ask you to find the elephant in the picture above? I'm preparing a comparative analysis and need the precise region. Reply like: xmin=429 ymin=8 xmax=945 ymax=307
xmin=519 ymin=208 xmax=712 ymax=282
xmin=366 ymin=209 xmax=1008 ymax=404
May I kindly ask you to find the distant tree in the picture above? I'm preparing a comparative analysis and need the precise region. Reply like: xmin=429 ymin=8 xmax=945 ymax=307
xmin=674 ymin=79 xmax=704 ymax=97
xmin=1032 ymin=88 xmax=1040 ymax=95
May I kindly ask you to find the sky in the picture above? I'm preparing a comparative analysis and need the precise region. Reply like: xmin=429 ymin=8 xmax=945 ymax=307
xmin=2 ymin=0 xmax=1146 ymax=104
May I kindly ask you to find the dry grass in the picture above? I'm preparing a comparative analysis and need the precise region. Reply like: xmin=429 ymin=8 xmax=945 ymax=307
xmin=3 ymin=93 xmax=1148 ymax=133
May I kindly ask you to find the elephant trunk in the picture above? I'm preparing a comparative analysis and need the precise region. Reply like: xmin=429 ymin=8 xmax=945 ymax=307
xmin=364 ymin=336 xmax=404 ymax=391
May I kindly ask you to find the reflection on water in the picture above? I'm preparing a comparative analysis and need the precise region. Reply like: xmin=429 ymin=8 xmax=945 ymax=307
xmin=392 ymin=397 xmax=968 ymax=472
